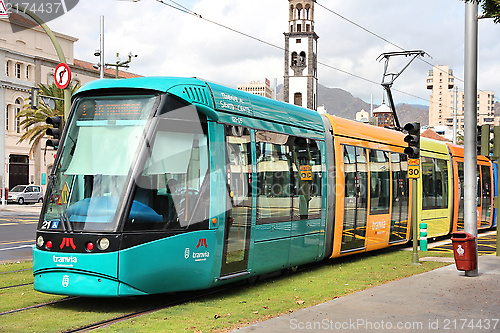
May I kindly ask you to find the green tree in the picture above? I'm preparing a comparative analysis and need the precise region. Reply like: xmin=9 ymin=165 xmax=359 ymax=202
xmin=464 ymin=0 xmax=500 ymax=22
xmin=16 ymin=82 xmax=80 ymax=157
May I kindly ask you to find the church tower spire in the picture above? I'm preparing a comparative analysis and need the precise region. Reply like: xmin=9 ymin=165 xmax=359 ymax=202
xmin=284 ymin=0 xmax=318 ymax=110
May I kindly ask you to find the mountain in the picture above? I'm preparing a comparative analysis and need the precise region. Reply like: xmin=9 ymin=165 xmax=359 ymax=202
xmin=276 ymin=84 xmax=429 ymax=126
xmin=317 ymin=84 xmax=429 ymax=126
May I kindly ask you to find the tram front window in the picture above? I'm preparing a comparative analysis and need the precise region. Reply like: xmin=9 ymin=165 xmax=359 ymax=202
xmin=41 ymin=94 xmax=159 ymax=232
xmin=124 ymin=104 xmax=210 ymax=232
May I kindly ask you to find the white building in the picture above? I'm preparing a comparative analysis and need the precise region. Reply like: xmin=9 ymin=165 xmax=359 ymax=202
xmin=237 ymin=80 xmax=273 ymax=98
xmin=283 ymin=0 xmax=318 ymax=110
xmin=1 ymin=13 xmax=139 ymax=192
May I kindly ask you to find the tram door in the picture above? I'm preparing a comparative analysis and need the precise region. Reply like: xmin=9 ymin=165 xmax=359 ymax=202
xmin=221 ymin=125 xmax=253 ymax=277
xmin=480 ymin=165 xmax=492 ymax=228
xmin=341 ymin=145 xmax=368 ymax=252
xmin=389 ymin=153 xmax=409 ymax=243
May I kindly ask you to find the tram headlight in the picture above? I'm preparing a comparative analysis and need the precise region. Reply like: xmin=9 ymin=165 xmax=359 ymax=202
xmin=36 ymin=236 xmax=44 ymax=248
xmin=98 ymin=238 xmax=110 ymax=251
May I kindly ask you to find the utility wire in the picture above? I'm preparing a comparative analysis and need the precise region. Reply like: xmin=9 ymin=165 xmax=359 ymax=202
xmin=315 ymin=0 xmax=500 ymax=105
xmin=157 ymin=0 xmax=450 ymax=108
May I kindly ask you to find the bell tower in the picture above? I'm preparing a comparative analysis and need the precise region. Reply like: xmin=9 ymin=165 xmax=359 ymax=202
xmin=284 ymin=0 xmax=318 ymax=110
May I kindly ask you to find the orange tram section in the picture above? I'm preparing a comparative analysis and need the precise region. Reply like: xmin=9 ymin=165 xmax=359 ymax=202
xmin=322 ymin=115 xmax=493 ymax=260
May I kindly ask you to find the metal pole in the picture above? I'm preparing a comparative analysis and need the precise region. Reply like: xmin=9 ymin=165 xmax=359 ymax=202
xmin=100 ymin=16 xmax=104 ymax=79
xmin=412 ymin=178 xmax=420 ymax=264
xmin=464 ymin=2 xmax=479 ymax=276
xmin=453 ymin=86 xmax=458 ymax=145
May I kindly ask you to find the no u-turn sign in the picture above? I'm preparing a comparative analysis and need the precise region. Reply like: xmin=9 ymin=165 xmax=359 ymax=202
xmin=55 ymin=63 xmax=71 ymax=89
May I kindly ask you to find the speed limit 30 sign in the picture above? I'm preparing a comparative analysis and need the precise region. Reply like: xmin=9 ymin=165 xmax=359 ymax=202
xmin=408 ymin=158 xmax=420 ymax=179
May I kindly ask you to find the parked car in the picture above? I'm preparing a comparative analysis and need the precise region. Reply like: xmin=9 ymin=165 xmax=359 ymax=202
xmin=8 ymin=185 xmax=43 ymax=204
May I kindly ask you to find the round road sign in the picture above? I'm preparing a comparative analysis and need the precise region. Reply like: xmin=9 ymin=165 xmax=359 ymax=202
xmin=55 ymin=63 xmax=71 ymax=89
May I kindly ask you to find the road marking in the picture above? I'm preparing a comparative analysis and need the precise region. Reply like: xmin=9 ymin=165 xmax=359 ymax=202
xmin=0 ymin=240 xmax=33 ymax=246
xmin=0 ymin=245 xmax=33 ymax=251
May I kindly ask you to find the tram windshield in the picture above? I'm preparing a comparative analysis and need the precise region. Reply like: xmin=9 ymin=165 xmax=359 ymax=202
xmin=40 ymin=94 xmax=159 ymax=232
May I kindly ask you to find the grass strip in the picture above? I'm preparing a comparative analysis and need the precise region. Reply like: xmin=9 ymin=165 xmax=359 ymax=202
xmin=101 ymin=250 xmax=451 ymax=333
xmin=0 ymin=250 xmax=453 ymax=332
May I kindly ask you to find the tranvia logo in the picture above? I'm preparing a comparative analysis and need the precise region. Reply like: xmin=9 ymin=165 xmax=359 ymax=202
xmin=196 ymin=238 xmax=208 ymax=249
xmin=3 ymin=0 xmax=80 ymax=33
xmin=60 ymin=237 xmax=76 ymax=250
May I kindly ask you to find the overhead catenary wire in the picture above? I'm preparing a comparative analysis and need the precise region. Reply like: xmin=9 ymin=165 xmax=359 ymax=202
xmin=315 ymin=0 xmax=499 ymax=105
xmin=156 ymin=0 xmax=455 ymax=109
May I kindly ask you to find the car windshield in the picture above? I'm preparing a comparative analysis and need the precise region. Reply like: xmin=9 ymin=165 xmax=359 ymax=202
xmin=40 ymin=94 xmax=159 ymax=232
xmin=11 ymin=185 xmax=26 ymax=192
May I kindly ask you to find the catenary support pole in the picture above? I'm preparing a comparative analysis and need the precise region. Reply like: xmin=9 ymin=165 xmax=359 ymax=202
xmin=100 ymin=16 xmax=105 ymax=79
xmin=453 ymin=86 xmax=458 ymax=145
xmin=464 ymin=2 xmax=479 ymax=276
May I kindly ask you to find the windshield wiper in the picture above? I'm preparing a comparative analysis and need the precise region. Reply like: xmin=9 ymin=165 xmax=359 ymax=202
xmin=59 ymin=211 xmax=73 ymax=233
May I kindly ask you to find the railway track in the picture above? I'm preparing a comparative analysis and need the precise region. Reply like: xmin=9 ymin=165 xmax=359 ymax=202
xmin=0 ymin=297 xmax=78 ymax=316
xmin=64 ymin=285 xmax=235 ymax=332
xmin=0 ymin=282 xmax=33 ymax=290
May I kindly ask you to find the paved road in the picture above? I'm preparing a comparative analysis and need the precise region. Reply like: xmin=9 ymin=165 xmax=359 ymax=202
xmin=0 ymin=203 xmax=42 ymax=263
xmin=428 ymin=230 xmax=497 ymax=255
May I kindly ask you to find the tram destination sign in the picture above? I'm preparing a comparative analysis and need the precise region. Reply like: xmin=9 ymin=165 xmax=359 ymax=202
xmin=407 ymin=158 xmax=420 ymax=179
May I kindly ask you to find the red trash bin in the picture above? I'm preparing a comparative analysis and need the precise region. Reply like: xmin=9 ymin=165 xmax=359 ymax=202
xmin=451 ymin=232 xmax=477 ymax=271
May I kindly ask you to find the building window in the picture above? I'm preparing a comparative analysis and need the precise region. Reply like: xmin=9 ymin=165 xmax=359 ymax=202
xmin=15 ymin=99 xmax=21 ymax=133
xmin=5 ymin=105 xmax=9 ymax=131
xmin=294 ymin=93 xmax=302 ymax=106
xmin=25 ymin=65 xmax=30 ymax=80
xmin=15 ymin=63 xmax=21 ymax=79
xmin=296 ymin=39 xmax=301 ymax=43
xmin=5 ymin=61 xmax=10 ymax=76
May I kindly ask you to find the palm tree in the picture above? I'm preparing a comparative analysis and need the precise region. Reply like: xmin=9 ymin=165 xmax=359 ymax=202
xmin=17 ymin=82 xmax=80 ymax=157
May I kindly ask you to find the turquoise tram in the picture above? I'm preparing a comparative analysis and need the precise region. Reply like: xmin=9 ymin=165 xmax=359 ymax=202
xmin=33 ymin=77 xmax=493 ymax=297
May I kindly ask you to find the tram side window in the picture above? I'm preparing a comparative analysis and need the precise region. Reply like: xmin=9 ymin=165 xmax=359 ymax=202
xmin=369 ymin=149 xmax=390 ymax=215
xmin=421 ymin=157 xmax=449 ymax=210
xmin=256 ymin=132 xmax=292 ymax=224
xmin=256 ymin=131 xmax=322 ymax=224
xmin=291 ymin=137 xmax=322 ymax=220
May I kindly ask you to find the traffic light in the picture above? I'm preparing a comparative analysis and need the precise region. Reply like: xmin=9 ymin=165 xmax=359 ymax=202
xmin=29 ymin=87 xmax=39 ymax=110
xmin=46 ymin=116 xmax=62 ymax=148
xmin=404 ymin=122 xmax=420 ymax=159
xmin=481 ymin=124 xmax=490 ymax=157
xmin=477 ymin=124 xmax=490 ymax=156
xmin=492 ymin=126 xmax=500 ymax=161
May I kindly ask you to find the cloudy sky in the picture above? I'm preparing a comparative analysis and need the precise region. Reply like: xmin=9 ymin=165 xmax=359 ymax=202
xmin=45 ymin=0 xmax=500 ymax=106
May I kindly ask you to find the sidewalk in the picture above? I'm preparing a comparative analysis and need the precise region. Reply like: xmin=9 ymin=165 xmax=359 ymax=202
xmin=232 ymin=255 xmax=500 ymax=332
xmin=0 ymin=202 xmax=43 ymax=214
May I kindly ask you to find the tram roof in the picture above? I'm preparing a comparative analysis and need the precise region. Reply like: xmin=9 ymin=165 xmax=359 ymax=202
xmin=75 ymin=77 xmax=324 ymax=133
xmin=446 ymin=143 xmax=492 ymax=163
xmin=325 ymin=114 xmax=406 ymax=147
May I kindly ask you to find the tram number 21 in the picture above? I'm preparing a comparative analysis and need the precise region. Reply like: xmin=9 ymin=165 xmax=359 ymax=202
xmin=408 ymin=165 xmax=420 ymax=178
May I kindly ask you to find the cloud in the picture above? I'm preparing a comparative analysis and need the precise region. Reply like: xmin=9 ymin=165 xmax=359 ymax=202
xmin=47 ymin=0 xmax=500 ymax=105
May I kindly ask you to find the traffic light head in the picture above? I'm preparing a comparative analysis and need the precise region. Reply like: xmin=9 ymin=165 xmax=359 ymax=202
xmin=493 ymin=126 xmax=500 ymax=161
xmin=403 ymin=122 xmax=420 ymax=159
xmin=30 ymin=87 xmax=39 ymax=110
xmin=46 ymin=116 xmax=62 ymax=148
xmin=480 ymin=124 xmax=490 ymax=156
